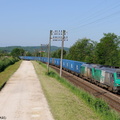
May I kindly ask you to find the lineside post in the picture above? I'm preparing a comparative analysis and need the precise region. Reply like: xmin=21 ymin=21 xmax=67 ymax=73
xmin=47 ymin=30 xmax=52 ymax=74
xmin=51 ymin=30 xmax=68 ymax=77
xmin=60 ymin=30 xmax=65 ymax=77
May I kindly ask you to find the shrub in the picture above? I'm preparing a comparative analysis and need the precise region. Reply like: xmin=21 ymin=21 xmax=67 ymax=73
xmin=0 ymin=57 xmax=19 ymax=72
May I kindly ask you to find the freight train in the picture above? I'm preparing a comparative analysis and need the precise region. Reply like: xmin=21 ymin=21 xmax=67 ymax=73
xmin=20 ymin=56 xmax=120 ymax=93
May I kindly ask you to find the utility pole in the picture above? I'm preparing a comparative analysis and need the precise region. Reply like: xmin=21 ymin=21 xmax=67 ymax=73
xmin=51 ymin=30 xmax=68 ymax=77
xmin=40 ymin=44 xmax=42 ymax=58
xmin=60 ymin=30 xmax=65 ymax=77
xmin=41 ymin=44 xmax=48 ymax=57
xmin=47 ymin=30 xmax=52 ymax=73
xmin=41 ymin=44 xmax=49 ymax=69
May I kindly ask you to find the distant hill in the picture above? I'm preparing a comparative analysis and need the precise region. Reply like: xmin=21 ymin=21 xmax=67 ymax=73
xmin=0 ymin=46 xmax=69 ymax=53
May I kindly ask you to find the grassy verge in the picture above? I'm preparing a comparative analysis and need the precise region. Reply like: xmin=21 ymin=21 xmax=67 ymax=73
xmin=47 ymin=71 xmax=120 ymax=120
xmin=34 ymin=61 xmax=120 ymax=120
xmin=0 ymin=57 xmax=19 ymax=72
xmin=0 ymin=60 xmax=22 ymax=90
xmin=43 ymin=62 xmax=120 ymax=120
xmin=33 ymin=61 xmax=102 ymax=120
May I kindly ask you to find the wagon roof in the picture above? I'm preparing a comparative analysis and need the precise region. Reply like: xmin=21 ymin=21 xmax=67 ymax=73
xmin=82 ymin=63 xmax=120 ymax=73
xmin=81 ymin=63 xmax=100 ymax=68
xmin=96 ymin=67 xmax=120 ymax=73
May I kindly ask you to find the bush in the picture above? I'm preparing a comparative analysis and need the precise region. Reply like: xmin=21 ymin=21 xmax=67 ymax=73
xmin=0 ymin=57 xmax=19 ymax=72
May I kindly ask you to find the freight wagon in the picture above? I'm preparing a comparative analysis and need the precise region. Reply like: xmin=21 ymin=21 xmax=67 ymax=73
xmin=19 ymin=56 xmax=120 ymax=93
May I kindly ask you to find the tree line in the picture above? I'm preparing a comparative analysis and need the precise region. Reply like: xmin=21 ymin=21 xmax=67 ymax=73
xmin=1 ymin=32 xmax=120 ymax=67
xmin=52 ymin=33 xmax=120 ymax=67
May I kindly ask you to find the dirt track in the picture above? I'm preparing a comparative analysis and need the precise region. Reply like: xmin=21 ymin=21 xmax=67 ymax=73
xmin=0 ymin=61 xmax=54 ymax=120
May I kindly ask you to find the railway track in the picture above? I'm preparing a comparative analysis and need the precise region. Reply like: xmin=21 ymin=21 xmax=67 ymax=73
xmin=50 ymin=65 xmax=120 ymax=113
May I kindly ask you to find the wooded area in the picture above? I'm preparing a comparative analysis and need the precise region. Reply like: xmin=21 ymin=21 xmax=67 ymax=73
xmin=52 ymin=33 xmax=120 ymax=67
xmin=1 ymin=32 xmax=120 ymax=67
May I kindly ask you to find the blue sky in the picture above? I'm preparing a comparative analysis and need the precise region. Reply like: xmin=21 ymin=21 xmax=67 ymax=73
xmin=0 ymin=0 xmax=120 ymax=47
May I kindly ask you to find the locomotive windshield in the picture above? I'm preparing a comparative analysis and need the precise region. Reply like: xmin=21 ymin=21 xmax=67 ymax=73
xmin=117 ymin=72 xmax=120 ymax=79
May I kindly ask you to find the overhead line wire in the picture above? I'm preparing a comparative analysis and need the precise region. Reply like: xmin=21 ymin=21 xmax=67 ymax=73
xmin=67 ymin=1 xmax=120 ymax=31
xmin=67 ymin=0 xmax=106 ymax=26
xmin=69 ymin=10 xmax=120 ymax=31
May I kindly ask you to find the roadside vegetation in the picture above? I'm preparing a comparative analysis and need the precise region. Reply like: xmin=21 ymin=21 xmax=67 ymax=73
xmin=33 ymin=61 xmax=120 ymax=120
xmin=33 ymin=61 xmax=101 ymax=120
xmin=0 ymin=60 xmax=22 ymax=90
xmin=0 ymin=57 xmax=19 ymax=72
xmin=1 ymin=32 xmax=120 ymax=67
xmin=0 ymin=48 xmax=23 ymax=72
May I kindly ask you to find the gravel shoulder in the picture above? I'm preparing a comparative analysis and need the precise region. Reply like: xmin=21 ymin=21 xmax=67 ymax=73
xmin=0 ymin=60 xmax=54 ymax=120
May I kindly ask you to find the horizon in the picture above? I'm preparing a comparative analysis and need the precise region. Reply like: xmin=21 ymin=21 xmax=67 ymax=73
xmin=0 ymin=45 xmax=70 ymax=48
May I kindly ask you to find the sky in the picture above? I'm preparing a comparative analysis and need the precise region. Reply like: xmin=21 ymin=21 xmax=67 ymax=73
xmin=0 ymin=0 xmax=120 ymax=48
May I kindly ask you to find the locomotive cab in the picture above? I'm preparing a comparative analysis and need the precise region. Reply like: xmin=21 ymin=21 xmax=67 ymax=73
xmin=100 ymin=68 xmax=120 ymax=93
xmin=113 ymin=70 xmax=120 ymax=92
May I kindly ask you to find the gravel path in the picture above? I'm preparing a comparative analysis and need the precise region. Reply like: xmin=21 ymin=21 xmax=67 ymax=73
xmin=0 ymin=61 xmax=54 ymax=120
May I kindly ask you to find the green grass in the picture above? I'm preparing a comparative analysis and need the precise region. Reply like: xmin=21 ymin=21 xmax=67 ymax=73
xmin=34 ymin=61 xmax=120 ymax=120
xmin=0 ymin=60 xmax=22 ymax=90
xmin=46 ymin=71 xmax=120 ymax=120
xmin=0 ymin=57 xmax=19 ymax=72
xmin=33 ymin=61 xmax=103 ymax=120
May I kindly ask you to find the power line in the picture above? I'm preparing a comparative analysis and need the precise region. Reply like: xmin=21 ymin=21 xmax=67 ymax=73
xmin=69 ymin=0 xmax=105 ymax=24
xmin=67 ymin=1 xmax=120 ymax=31
xmin=69 ymin=10 xmax=120 ymax=31
xmin=80 ymin=1 xmax=120 ymax=24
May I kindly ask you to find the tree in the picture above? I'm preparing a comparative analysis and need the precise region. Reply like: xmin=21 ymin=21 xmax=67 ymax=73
xmin=0 ymin=50 xmax=10 ymax=57
xmin=25 ymin=52 xmax=32 ymax=56
xmin=52 ymin=49 xmax=67 ymax=58
xmin=11 ymin=48 xmax=25 ymax=57
xmin=95 ymin=33 xmax=120 ymax=66
xmin=67 ymin=38 xmax=96 ymax=62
